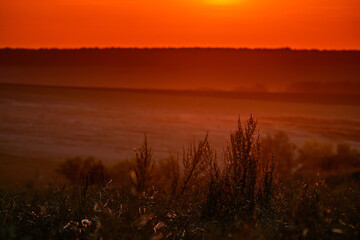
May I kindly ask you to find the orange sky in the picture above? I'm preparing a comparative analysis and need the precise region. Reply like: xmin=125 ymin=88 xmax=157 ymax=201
xmin=0 ymin=0 xmax=359 ymax=49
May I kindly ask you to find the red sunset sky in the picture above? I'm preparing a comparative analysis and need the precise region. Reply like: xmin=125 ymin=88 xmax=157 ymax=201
xmin=0 ymin=0 xmax=359 ymax=49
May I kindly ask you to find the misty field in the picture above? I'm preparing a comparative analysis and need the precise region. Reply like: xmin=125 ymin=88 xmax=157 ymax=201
xmin=1 ymin=84 xmax=359 ymax=164
xmin=1 ymin=84 xmax=360 ymax=239
xmin=0 ymin=115 xmax=359 ymax=239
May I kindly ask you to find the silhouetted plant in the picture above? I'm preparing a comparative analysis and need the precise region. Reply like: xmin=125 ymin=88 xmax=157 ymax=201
xmin=297 ymin=140 xmax=334 ymax=170
xmin=202 ymin=116 xmax=276 ymax=222
xmin=57 ymin=156 xmax=109 ymax=185
xmin=262 ymin=131 xmax=296 ymax=175
xmin=110 ymin=160 xmax=131 ymax=187
xmin=177 ymin=134 xmax=213 ymax=197
xmin=130 ymin=134 xmax=154 ymax=193
xmin=151 ymin=156 xmax=180 ymax=196
xmin=163 ymin=155 xmax=180 ymax=197
xmin=201 ymin=154 xmax=222 ymax=219
xmin=169 ymin=155 xmax=180 ymax=197
xmin=321 ymin=143 xmax=360 ymax=170
xmin=2 ymin=115 xmax=360 ymax=240
xmin=225 ymin=116 xmax=260 ymax=217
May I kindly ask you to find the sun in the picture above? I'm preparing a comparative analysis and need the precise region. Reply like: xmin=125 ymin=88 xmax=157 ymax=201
xmin=205 ymin=0 xmax=240 ymax=5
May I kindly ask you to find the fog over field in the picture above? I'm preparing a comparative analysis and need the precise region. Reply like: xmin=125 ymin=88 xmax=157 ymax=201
xmin=1 ymin=48 xmax=360 ymax=94
xmin=1 ymin=84 xmax=359 ymax=164
xmin=1 ymin=48 xmax=360 ymax=164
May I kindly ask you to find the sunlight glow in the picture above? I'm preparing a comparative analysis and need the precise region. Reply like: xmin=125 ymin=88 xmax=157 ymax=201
xmin=1 ymin=0 xmax=359 ymax=49
xmin=205 ymin=0 xmax=241 ymax=5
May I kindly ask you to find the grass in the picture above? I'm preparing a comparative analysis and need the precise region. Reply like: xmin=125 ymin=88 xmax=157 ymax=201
xmin=0 ymin=116 xmax=359 ymax=239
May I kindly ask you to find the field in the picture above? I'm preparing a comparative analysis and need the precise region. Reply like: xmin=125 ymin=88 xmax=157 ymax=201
xmin=1 ymin=84 xmax=359 ymax=161
xmin=0 ymin=113 xmax=359 ymax=239
xmin=0 ymin=83 xmax=360 ymax=239
xmin=1 ymin=83 xmax=360 ymax=186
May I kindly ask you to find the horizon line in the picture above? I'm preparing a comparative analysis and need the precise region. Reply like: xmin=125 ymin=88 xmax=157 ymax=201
xmin=1 ymin=82 xmax=360 ymax=96
xmin=1 ymin=46 xmax=360 ymax=52
xmin=1 ymin=82 xmax=359 ymax=106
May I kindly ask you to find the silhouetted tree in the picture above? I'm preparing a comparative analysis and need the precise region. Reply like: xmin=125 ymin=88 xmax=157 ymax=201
xmin=57 ymin=156 xmax=109 ymax=185
xmin=130 ymin=134 xmax=154 ymax=193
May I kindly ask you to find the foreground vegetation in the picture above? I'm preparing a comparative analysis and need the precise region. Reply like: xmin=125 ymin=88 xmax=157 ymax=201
xmin=1 ymin=116 xmax=359 ymax=239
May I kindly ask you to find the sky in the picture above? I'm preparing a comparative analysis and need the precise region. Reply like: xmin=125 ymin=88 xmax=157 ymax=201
xmin=0 ymin=0 xmax=359 ymax=49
